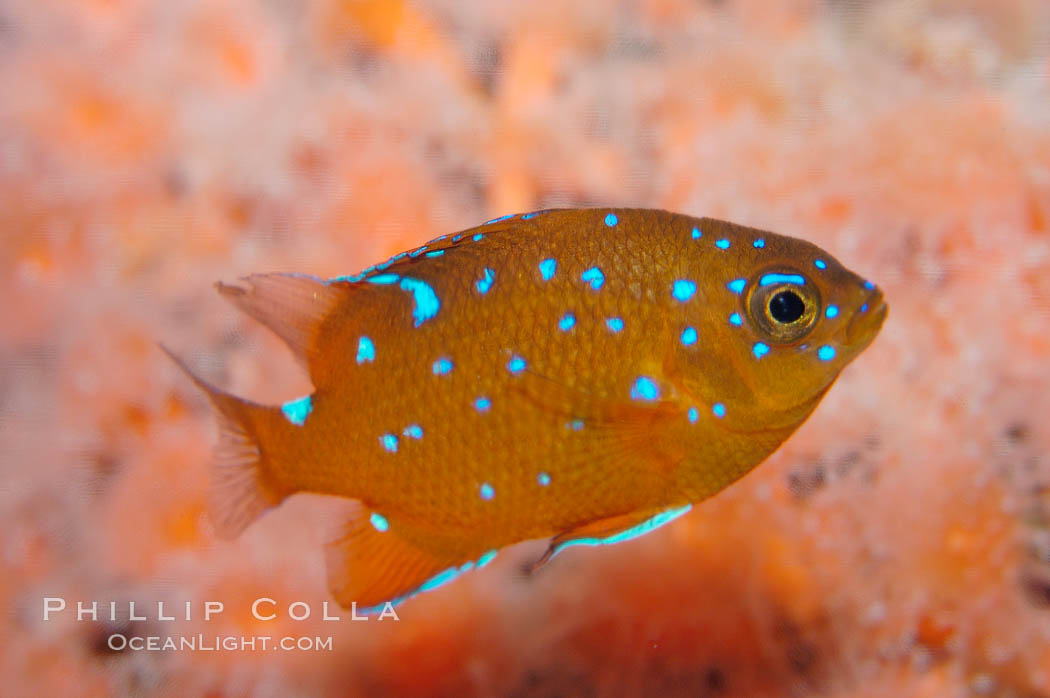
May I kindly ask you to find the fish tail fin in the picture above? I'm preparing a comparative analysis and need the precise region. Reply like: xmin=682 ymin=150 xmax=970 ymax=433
xmin=161 ymin=345 xmax=294 ymax=539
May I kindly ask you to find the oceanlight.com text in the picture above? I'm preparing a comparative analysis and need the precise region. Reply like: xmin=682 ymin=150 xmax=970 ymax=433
xmin=106 ymin=633 xmax=334 ymax=652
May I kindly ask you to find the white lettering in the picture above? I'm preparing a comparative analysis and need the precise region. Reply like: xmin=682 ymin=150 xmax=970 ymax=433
xmin=251 ymin=597 xmax=276 ymax=621
xmin=77 ymin=601 xmax=98 ymax=621
xmin=43 ymin=597 xmax=66 ymax=621
xmin=377 ymin=603 xmax=399 ymax=621
xmin=204 ymin=601 xmax=224 ymax=621
xmin=288 ymin=601 xmax=310 ymax=621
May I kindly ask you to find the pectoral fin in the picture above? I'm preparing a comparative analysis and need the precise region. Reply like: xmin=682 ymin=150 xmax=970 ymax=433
xmin=510 ymin=369 xmax=689 ymax=476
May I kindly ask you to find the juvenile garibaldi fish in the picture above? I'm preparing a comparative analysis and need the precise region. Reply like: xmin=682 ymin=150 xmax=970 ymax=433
xmin=171 ymin=208 xmax=887 ymax=611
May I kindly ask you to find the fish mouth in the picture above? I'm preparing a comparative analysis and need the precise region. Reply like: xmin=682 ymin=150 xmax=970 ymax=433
xmin=845 ymin=288 xmax=888 ymax=346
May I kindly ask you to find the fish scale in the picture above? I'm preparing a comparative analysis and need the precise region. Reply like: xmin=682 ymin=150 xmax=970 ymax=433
xmin=170 ymin=207 xmax=887 ymax=612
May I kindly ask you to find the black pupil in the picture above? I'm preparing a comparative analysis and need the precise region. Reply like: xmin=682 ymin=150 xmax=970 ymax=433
xmin=769 ymin=290 xmax=805 ymax=323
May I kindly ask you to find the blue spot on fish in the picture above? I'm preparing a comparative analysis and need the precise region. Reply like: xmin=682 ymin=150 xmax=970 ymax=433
xmin=568 ymin=419 xmax=585 ymax=431
xmin=486 ymin=214 xmax=514 ymax=224
xmin=581 ymin=267 xmax=605 ymax=290
xmin=860 ymin=303 xmax=869 ymax=313
xmin=452 ymin=233 xmax=463 ymax=243
xmin=537 ymin=472 xmax=552 ymax=487
xmin=330 ymin=273 xmax=363 ymax=283
xmin=826 ymin=305 xmax=839 ymax=318
xmin=476 ymin=267 xmax=495 ymax=295
xmin=688 ymin=407 xmax=699 ymax=423
xmin=507 ymin=355 xmax=527 ymax=374
xmin=559 ymin=313 xmax=576 ymax=331
xmin=425 ymin=250 xmax=445 ymax=258
xmin=417 ymin=567 xmax=461 ymax=594
xmin=370 ymin=512 xmax=389 ymax=532
xmin=672 ymin=279 xmax=697 ymax=301
xmin=692 ymin=226 xmax=702 ymax=239
xmin=522 ymin=212 xmax=539 ymax=220
xmin=480 ymin=483 xmax=495 ymax=500
xmin=477 ymin=550 xmax=497 ymax=567
xmin=606 ymin=317 xmax=624 ymax=333
xmin=409 ymin=246 xmax=427 ymax=258
xmin=864 ymin=280 xmax=875 ymax=290
xmin=539 ymin=258 xmax=557 ymax=281
xmin=399 ymin=277 xmax=440 ymax=326
xmin=473 ymin=233 xmax=483 ymax=242
xmin=281 ymin=395 xmax=312 ymax=427
xmin=815 ymin=259 xmax=827 ymax=269
xmin=367 ymin=273 xmax=400 ymax=285
xmin=403 ymin=424 xmax=423 ymax=439
xmin=752 ymin=342 xmax=770 ymax=359
xmin=552 ymin=505 xmax=693 ymax=557
xmin=753 ymin=239 xmax=765 ymax=248
xmin=727 ymin=278 xmax=747 ymax=294
xmin=818 ymin=345 xmax=836 ymax=361
xmin=630 ymin=376 xmax=660 ymax=401
xmin=681 ymin=326 xmax=698 ymax=346
xmin=759 ymin=273 xmax=805 ymax=287
xmin=716 ymin=239 xmax=730 ymax=249
xmin=356 ymin=336 xmax=375 ymax=364
xmin=712 ymin=403 xmax=726 ymax=418
xmin=729 ymin=312 xmax=743 ymax=326
xmin=380 ymin=433 xmax=398 ymax=453
xmin=605 ymin=212 xmax=618 ymax=226
xmin=432 ymin=358 xmax=453 ymax=375
xmin=474 ymin=396 xmax=491 ymax=413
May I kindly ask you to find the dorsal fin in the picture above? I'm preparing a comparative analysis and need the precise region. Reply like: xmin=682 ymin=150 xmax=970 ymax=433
xmin=324 ymin=211 xmax=549 ymax=285
xmin=217 ymin=273 xmax=347 ymax=375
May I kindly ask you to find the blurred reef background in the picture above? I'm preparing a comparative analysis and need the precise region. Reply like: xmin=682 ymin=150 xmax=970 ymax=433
xmin=1 ymin=0 xmax=1049 ymax=696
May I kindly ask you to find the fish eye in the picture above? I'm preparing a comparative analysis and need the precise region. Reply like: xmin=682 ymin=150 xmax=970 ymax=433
xmin=768 ymin=290 xmax=805 ymax=324
xmin=746 ymin=271 xmax=821 ymax=344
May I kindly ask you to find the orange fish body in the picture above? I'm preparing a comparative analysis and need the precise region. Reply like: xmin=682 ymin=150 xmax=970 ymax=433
xmin=173 ymin=208 xmax=887 ymax=609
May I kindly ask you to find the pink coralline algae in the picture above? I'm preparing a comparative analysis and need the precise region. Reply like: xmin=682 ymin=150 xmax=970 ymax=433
xmin=1 ymin=0 xmax=1048 ymax=696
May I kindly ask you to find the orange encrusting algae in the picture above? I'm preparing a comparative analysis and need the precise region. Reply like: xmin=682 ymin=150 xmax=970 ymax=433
xmin=171 ymin=208 xmax=886 ymax=610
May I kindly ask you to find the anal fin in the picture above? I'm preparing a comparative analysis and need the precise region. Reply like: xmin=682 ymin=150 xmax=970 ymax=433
xmin=528 ymin=504 xmax=693 ymax=573
xmin=325 ymin=504 xmax=494 ymax=611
